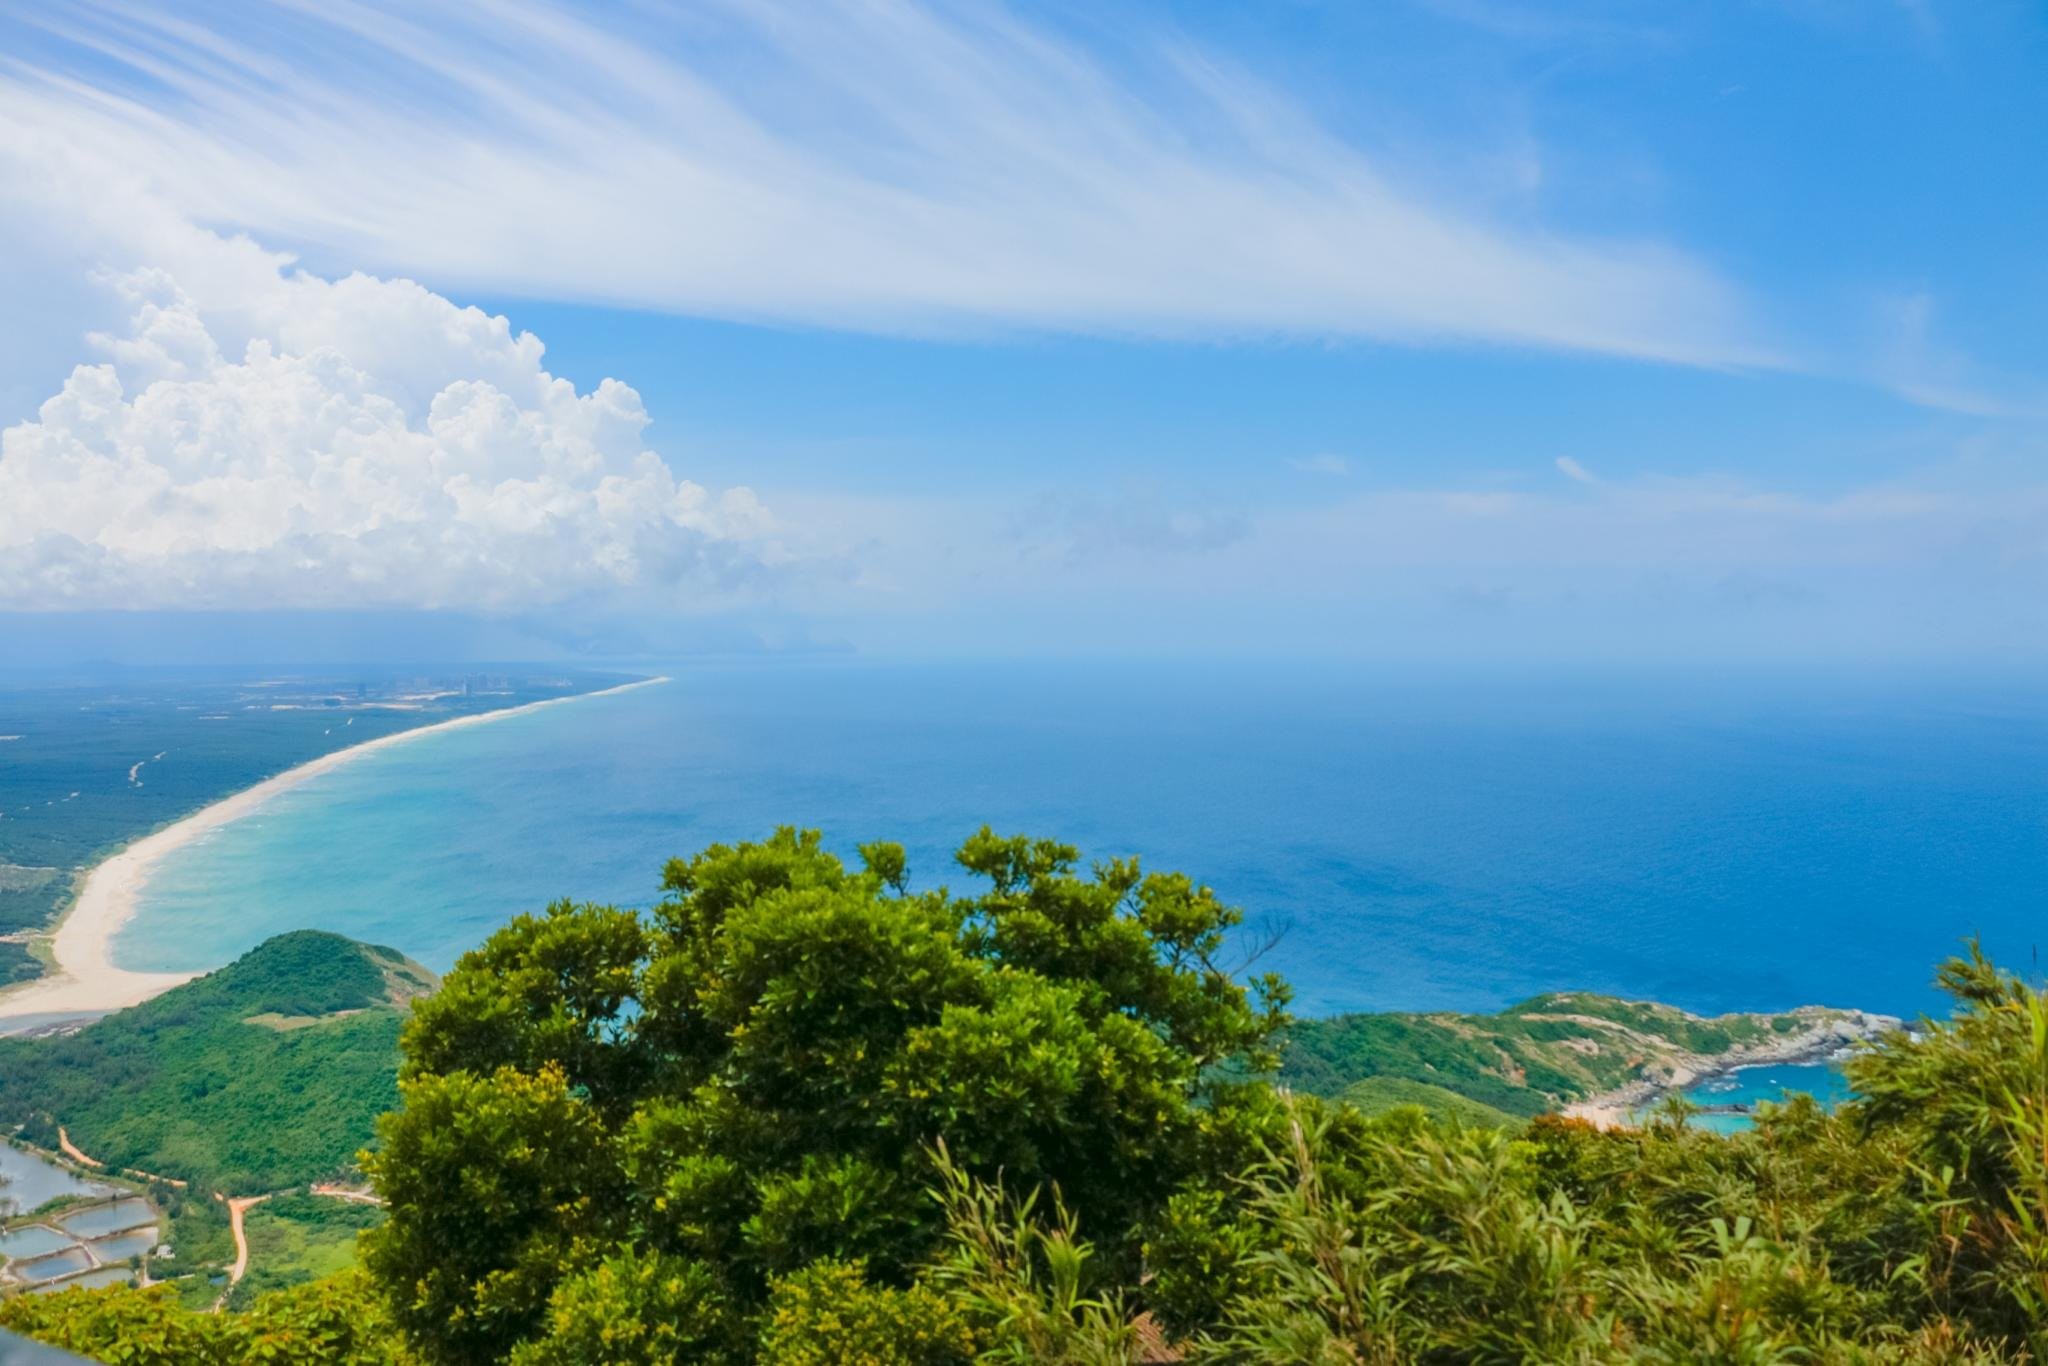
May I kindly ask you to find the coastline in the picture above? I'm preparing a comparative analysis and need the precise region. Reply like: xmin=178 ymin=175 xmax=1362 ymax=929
xmin=0 ymin=676 xmax=669 ymax=1031
xmin=1561 ymin=1007 xmax=1902 ymax=1129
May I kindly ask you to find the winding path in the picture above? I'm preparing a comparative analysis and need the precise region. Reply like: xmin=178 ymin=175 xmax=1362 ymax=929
xmin=56 ymin=1127 xmax=103 ymax=1168
xmin=31 ymin=1116 xmax=336 ymax=1304
xmin=223 ymin=1194 xmax=269 ymax=1285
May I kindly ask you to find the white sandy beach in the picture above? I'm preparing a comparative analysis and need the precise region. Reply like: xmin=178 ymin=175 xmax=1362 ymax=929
xmin=0 ymin=676 xmax=668 ymax=1028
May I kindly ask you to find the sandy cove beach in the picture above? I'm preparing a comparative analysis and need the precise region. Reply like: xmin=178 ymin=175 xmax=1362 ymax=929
xmin=0 ymin=676 xmax=669 ymax=1029
xmin=1560 ymin=1006 xmax=1901 ymax=1130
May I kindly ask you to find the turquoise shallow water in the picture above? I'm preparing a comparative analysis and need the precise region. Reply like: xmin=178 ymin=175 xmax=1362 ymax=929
xmin=116 ymin=663 xmax=2048 ymax=1020
xmin=1672 ymin=1061 xmax=1853 ymax=1133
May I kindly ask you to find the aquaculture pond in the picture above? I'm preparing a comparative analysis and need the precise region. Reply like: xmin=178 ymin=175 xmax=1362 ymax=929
xmin=0 ymin=1225 xmax=69 ymax=1260
xmin=87 ymin=1226 xmax=160 ymax=1261
xmin=57 ymin=1198 xmax=155 ymax=1238
xmin=12 ymin=1248 xmax=89 ymax=1282
xmin=0 ymin=1143 xmax=112 ymax=1213
xmin=1 ymin=1184 xmax=164 ymax=1294
xmin=30 ymin=1266 xmax=132 ymax=1293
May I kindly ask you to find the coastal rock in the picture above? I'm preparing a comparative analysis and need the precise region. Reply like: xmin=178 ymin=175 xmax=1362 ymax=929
xmin=1560 ymin=1005 xmax=1904 ymax=1129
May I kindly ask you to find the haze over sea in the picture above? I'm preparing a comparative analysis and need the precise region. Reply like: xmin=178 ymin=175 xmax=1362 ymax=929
xmin=116 ymin=662 xmax=2048 ymax=1021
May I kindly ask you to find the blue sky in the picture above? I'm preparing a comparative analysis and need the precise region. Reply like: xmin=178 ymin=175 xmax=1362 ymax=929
xmin=0 ymin=1 xmax=2042 ymax=666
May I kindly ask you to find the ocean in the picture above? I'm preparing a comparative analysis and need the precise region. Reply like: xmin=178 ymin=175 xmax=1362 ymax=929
xmin=115 ymin=661 xmax=2048 ymax=1022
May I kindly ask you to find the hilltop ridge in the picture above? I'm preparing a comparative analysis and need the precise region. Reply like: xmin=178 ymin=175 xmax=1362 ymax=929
xmin=0 ymin=932 xmax=435 ymax=1193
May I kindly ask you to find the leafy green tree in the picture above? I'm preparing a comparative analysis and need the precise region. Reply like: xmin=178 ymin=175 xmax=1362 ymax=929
xmin=364 ymin=827 xmax=1286 ymax=1363
xmin=365 ymin=1063 xmax=620 ymax=1363
xmin=757 ymin=1259 xmax=974 ymax=1366
xmin=508 ymin=1251 xmax=747 ymax=1366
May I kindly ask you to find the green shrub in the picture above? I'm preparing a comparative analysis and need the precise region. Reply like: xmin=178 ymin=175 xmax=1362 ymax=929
xmin=758 ymin=1259 xmax=974 ymax=1366
xmin=508 ymin=1250 xmax=747 ymax=1366
xmin=0 ymin=1271 xmax=401 ymax=1365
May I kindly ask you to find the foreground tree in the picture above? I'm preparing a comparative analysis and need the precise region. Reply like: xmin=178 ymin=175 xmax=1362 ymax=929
xmin=0 ymin=1272 xmax=399 ymax=1366
xmin=363 ymin=827 xmax=1287 ymax=1364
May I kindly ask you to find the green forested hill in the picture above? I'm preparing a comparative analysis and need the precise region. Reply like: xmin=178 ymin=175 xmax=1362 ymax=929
xmin=0 ymin=931 xmax=434 ymax=1191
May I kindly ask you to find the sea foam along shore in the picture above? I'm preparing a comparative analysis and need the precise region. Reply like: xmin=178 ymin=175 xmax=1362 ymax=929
xmin=1561 ymin=1006 xmax=1903 ymax=1130
xmin=0 ymin=676 xmax=671 ymax=1031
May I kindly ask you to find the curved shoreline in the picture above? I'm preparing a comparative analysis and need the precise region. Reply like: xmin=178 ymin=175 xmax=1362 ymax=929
xmin=0 ymin=676 xmax=669 ymax=1029
xmin=1560 ymin=1007 xmax=1902 ymax=1129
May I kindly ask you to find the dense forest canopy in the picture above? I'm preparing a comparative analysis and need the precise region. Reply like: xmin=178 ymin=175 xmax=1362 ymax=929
xmin=5 ymin=829 xmax=2047 ymax=1363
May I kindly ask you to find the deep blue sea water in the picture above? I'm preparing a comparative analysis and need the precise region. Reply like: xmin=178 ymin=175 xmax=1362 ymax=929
xmin=116 ymin=662 xmax=2048 ymax=1021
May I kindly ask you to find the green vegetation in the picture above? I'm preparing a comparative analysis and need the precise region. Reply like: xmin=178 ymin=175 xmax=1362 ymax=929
xmin=231 ymin=1194 xmax=385 ymax=1307
xmin=1139 ymin=949 xmax=2048 ymax=1362
xmin=0 ymin=941 xmax=38 ymax=985
xmin=362 ymin=825 xmax=1286 ymax=1363
xmin=0 ymin=864 xmax=60 ymax=893
xmin=161 ymin=1189 xmax=235 ymax=1269
xmin=7 ymin=829 xmax=2048 ymax=1363
xmin=0 ymin=865 xmax=61 ymax=983
xmin=1280 ymin=991 xmax=1876 ymax=1116
xmin=1333 ymin=1075 xmax=1519 ymax=1127
xmin=0 ymin=1270 xmax=397 ymax=1364
xmin=0 ymin=931 xmax=435 ymax=1191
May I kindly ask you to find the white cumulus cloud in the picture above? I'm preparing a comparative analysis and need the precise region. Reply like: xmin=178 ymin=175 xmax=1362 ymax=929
xmin=0 ymin=266 xmax=775 ymax=611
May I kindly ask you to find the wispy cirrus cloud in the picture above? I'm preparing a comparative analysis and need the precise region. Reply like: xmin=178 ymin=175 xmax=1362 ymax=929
xmin=1554 ymin=456 xmax=1601 ymax=485
xmin=1871 ymin=291 xmax=2034 ymax=419
xmin=0 ymin=0 xmax=1774 ymax=367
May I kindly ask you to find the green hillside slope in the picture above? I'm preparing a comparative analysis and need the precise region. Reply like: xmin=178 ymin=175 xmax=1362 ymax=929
xmin=1333 ymin=1075 xmax=1520 ymax=1127
xmin=0 ymin=931 xmax=434 ymax=1191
